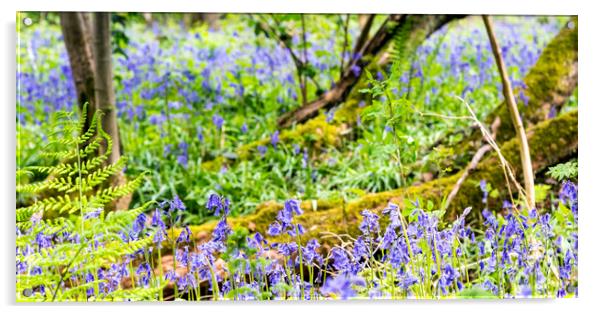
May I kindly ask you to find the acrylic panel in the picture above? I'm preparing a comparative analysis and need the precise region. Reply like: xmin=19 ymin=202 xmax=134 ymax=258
xmin=16 ymin=12 xmax=578 ymax=301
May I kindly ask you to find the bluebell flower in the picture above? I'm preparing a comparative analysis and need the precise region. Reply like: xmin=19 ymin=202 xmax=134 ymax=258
xmin=170 ymin=195 xmax=186 ymax=211
xmin=382 ymin=202 xmax=401 ymax=228
xmin=257 ymin=145 xmax=267 ymax=157
xmin=35 ymin=232 xmax=52 ymax=250
xmin=177 ymin=154 xmax=188 ymax=167
xmin=270 ymin=130 xmax=280 ymax=148
xmin=560 ymin=180 xmax=578 ymax=215
xmin=321 ymin=274 xmax=365 ymax=299
xmin=212 ymin=114 xmax=224 ymax=131
xmin=331 ymin=247 xmax=350 ymax=272
xmin=359 ymin=209 xmax=380 ymax=236
xmin=350 ymin=64 xmax=361 ymax=77
xmin=379 ymin=225 xmax=397 ymax=250
xmin=84 ymin=208 xmax=103 ymax=220
xmin=292 ymin=144 xmax=301 ymax=155
xmin=151 ymin=208 xmax=164 ymax=228
xmin=212 ymin=217 xmax=231 ymax=244
xmin=479 ymin=180 xmax=489 ymax=203
xmin=482 ymin=279 xmax=498 ymax=295
xmin=176 ymin=226 xmax=191 ymax=244
xmin=398 ymin=273 xmax=418 ymax=290
xmin=276 ymin=242 xmax=298 ymax=259
xmin=85 ymin=272 xmax=95 ymax=297
xmin=241 ymin=123 xmax=248 ymax=133
xmin=164 ymin=270 xmax=177 ymax=283
xmin=136 ymin=262 xmax=152 ymax=287
xmin=206 ymin=193 xmax=222 ymax=214
xmin=30 ymin=266 xmax=42 ymax=275
xmin=482 ymin=209 xmax=497 ymax=229
xmin=302 ymin=238 xmax=322 ymax=266
xmin=267 ymin=221 xmax=283 ymax=237
xmin=16 ymin=261 xmax=27 ymax=274
xmin=176 ymin=246 xmax=190 ymax=267
xmin=326 ymin=109 xmax=335 ymax=123
xmin=352 ymin=236 xmax=369 ymax=261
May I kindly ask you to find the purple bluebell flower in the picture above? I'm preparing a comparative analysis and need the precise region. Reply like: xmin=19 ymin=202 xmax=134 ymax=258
xmin=212 ymin=114 xmax=224 ymax=131
xmin=479 ymin=180 xmax=489 ymax=203
xmin=270 ymin=130 xmax=280 ymax=148
xmin=170 ymin=195 xmax=186 ymax=211
xmin=326 ymin=109 xmax=335 ymax=123
xmin=176 ymin=226 xmax=192 ymax=244
xmin=331 ymin=247 xmax=350 ymax=272
xmin=132 ymin=213 xmax=147 ymax=234
xmin=321 ymin=274 xmax=365 ymax=299
xmin=382 ymin=202 xmax=401 ymax=228
xmin=257 ymin=145 xmax=267 ymax=157
xmin=84 ymin=208 xmax=103 ymax=220
xmin=212 ymin=217 xmax=231 ymax=244
xmin=267 ymin=221 xmax=283 ymax=236
xmin=359 ymin=209 xmax=380 ymax=236
xmin=176 ymin=246 xmax=190 ymax=267
xmin=206 ymin=193 xmax=222 ymax=215
xmin=350 ymin=65 xmax=361 ymax=77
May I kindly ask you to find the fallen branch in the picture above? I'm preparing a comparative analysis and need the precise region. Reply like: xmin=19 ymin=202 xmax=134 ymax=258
xmin=189 ymin=110 xmax=577 ymax=244
xmin=444 ymin=116 xmax=500 ymax=211
xmin=277 ymin=15 xmax=460 ymax=128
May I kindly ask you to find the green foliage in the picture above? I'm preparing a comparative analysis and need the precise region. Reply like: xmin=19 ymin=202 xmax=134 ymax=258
xmin=16 ymin=108 xmax=161 ymax=302
xmin=547 ymin=160 xmax=578 ymax=181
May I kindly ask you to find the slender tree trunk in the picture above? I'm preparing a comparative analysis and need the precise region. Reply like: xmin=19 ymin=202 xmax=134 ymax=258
xmin=352 ymin=14 xmax=375 ymax=57
xmin=483 ymin=15 xmax=535 ymax=208
xmin=92 ymin=12 xmax=121 ymax=166
xmin=59 ymin=12 xmax=96 ymax=131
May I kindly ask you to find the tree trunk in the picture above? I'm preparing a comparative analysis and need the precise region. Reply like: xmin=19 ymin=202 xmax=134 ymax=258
xmin=59 ymin=12 xmax=96 ymax=131
xmin=92 ymin=12 xmax=130 ymax=211
xmin=352 ymin=14 xmax=374 ymax=59
xmin=277 ymin=14 xmax=461 ymax=128
xmin=92 ymin=12 xmax=121 ymax=166
xmin=483 ymin=15 xmax=536 ymax=208
xmin=189 ymin=13 xmax=220 ymax=29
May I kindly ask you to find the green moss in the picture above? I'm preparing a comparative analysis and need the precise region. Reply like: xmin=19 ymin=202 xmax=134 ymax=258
xmin=490 ymin=18 xmax=578 ymax=144
xmin=199 ymin=115 xmax=343 ymax=170
xmin=186 ymin=110 xmax=577 ymax=246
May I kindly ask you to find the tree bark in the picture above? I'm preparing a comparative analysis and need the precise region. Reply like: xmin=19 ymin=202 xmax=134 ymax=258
xmin=91 ymin=12 xmax=130 ymax=211
xmin=277 ymin=14 xmax=461 ymax=128
xmin=59 ymin=12 xmax=96 ymax=131
xmin=352 ymin=14 xmax=375 ymax=57
xmin=92 ymin=12 xmax=121 ymax=166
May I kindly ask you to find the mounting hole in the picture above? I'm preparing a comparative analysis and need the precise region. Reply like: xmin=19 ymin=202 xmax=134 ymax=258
xmin=567 ymin=20 xmax=575 ymax=29
xmin=23 ymin=17 xmax=32 ymax=26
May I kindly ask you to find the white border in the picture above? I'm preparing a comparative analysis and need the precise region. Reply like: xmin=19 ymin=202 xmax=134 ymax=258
xmin=2 ymin=1 xmax=601 ymax=314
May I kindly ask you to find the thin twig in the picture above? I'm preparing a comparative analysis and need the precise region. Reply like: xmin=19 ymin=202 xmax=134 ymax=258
xmin=443 ymin=117 xmax=501 ymax=211
xmin=456 ymin=96 xmax=527 ymax=204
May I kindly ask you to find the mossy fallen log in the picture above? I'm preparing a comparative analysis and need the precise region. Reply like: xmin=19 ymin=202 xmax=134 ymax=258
xmin=444 ymin=17 xmax=578 ymax=168
xmin=188 ymin=110 xmax=577 ymax=245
